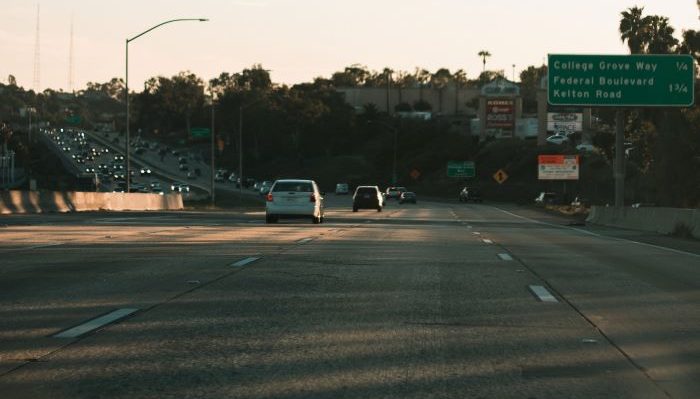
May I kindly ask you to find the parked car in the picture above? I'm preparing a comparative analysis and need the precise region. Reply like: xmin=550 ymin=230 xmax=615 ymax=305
xmin=546 ymin=134 xmax=569 ymax=145
xmin=459 ymin=187 xmax=482 ymax=203
xmin=353 ymin=186 xmax=384 ymax=212
xmin=265 ymin=179 xmax=325 ymax=224
xmin=576 ymin=143 xmax=597 ymax=152
xmin=570 ymin=196 xmax=589 ymax=207
xmin=535 ymin=192 xmax=558 ymax=205
xmin=399 ymin=191 xmax=417 ymax=204
xmin=335 ymin=183 xmax=350 ymax=195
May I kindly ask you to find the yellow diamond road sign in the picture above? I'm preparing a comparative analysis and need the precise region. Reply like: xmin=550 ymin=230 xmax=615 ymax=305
xmin=493 ymin=169 xmax=508 ymax=184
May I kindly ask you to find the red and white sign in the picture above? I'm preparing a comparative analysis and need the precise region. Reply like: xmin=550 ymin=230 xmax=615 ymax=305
xmin=538 ymin=155 xmax=579 ymax=180
xmin=486 ymin=99 xmax=515 ymax=129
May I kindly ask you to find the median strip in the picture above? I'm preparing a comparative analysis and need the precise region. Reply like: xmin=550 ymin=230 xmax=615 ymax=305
xmin=230 ymin=257 xmax=260 ymax=267
xmin=53 ymin=308 xmax=139 ymax=338
xmin=528 ymin=285 xmax=558 ymax=303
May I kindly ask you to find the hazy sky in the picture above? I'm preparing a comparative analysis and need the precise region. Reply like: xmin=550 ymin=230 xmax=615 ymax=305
xmin=1 ymin=0 xmax=698 ymax=92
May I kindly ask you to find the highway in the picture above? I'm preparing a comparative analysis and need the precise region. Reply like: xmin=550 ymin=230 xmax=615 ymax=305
xmin=1 ymin=196 xmax=699 ymax=398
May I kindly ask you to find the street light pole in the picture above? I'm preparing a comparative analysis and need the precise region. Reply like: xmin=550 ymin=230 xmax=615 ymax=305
xmin=125 ymin=18 xmax=208 ymax=193
xmin=392 ymin=127 xmax=397 ymax=184
xmin=239 ymin=105 xmax=243 ymax=200
xmin=210 ymin=99 xmax=216 ymax=206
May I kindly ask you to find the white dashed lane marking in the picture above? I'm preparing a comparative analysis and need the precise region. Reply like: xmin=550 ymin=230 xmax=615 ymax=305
xmin=497 ymin=253 xmax=513 ymax=261
xmin=53 ymin=308 xmax=139 ymax=338
xmin=528 ymin=285 xmax=559 ymax=303
xmin=230 ymin=257 xmax=261 ymax=267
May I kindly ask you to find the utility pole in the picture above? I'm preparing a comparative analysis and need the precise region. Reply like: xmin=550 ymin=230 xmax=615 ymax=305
xmin=210 ymin=100 xmax=216 ymax=206
xmin=32 ymin=4 xmax=41 ymax=92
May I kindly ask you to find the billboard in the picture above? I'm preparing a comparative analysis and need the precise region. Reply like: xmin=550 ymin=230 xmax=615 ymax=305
xmin=486 ymin=99 xmax=515 ymax=129
xmin=538 ymin=155 xmax=579 ymax=180
xmin=547 ymin=112 xmax=583 ymax=133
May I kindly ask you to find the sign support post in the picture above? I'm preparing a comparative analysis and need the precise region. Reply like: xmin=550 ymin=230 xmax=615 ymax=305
xmin=614 ymin=110 xmax=625 ymax=207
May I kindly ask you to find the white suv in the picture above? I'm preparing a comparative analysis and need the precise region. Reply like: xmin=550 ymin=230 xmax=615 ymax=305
xmin=265 ymin=179 xmax=325 ymax=224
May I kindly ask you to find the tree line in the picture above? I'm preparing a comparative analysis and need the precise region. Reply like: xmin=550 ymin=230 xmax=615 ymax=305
xmin=1 ymin=6 xmax=699 ymax=206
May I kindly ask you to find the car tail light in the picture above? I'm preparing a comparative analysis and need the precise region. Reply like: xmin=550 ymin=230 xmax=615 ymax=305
xmin=309 ymin=194 xmax=316 ymax=203
xmin=266 ymin=193 xmax=273 ymax=202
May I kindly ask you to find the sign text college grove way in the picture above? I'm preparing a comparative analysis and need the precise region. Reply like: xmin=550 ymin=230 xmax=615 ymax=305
xmin=548 ymin=54 xmax=694 ymax=107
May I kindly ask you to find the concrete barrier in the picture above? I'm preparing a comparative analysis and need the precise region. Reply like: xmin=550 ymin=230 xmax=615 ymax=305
xmin=0 ymin=190 xmax=183 ymax=214
xmin=587 ymin=206 xmax=700 ymax=239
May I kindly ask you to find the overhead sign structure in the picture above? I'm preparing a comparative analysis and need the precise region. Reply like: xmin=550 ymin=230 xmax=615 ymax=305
xmin=548 ymin=54 xmax=695 ymax=107
xmin=538 ymin=155 xmax=580 ymax=180
xmin=65 ymin=115 xmax=82 ymax=125
xmin=447 ymin=161 xmax=475 ymax=178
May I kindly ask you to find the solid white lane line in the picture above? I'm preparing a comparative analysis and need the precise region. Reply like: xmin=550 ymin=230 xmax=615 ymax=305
xmin=528 ymin=285 xmax=558 ymax=303
xmin=53 ymin=308 xmax=139 ymax=338
xmin=297 ymin=238 xmax=314 ymax=244
xmin=230 ymin=257 xmax=260 ymax=267
xmin=1 ymin=243 xmax=64 ymax=253
xmin=498 ymin=253 xmax=513 ymax=261
xmin=482 ymin=239 xmax=493 ymax=244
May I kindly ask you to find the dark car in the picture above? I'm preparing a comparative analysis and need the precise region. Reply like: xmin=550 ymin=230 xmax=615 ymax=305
xmin=385 ymin=186 xmax=407 ymax=200
xmin=399 ymin=191 xmax=417 ymax=204
xmin=353 ymin=186 xmax=383 ymax=212
xmin=459 ymin=187 xmax=482 ymax=203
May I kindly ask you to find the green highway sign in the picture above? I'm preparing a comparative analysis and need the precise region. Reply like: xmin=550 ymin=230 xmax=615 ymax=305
xmin=548 ymin=54 xmax=695 ymax=107
xmin=447 ymin=161 xmax=475 ymax=178
xmin=190 ymin=127 xmax=211 ymax=138
xmin=65 ymin=115 xmax=81 ymax=125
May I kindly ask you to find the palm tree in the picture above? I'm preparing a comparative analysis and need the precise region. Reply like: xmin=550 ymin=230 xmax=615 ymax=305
xmin=619 ymin=6 xmax=652 ymax=54
xmin=452 ymin=69 xmax=467 ymax=114
xmin=646 ymin=15 xmax=679 ymax=54
xmin=478 ymin=50 xmax=491 ymax=72
xmin=430 ymin=68 xmax=452 ymax=113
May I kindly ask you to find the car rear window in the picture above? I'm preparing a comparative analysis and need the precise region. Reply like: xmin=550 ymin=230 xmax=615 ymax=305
xmin=357 ymin=187 xmax=376 ymax=195
xmin=273 ymin=182 xmax=313 ymax=192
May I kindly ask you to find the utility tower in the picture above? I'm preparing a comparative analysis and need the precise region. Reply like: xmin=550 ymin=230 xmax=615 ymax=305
xmin=32 ymin=4 xmax=41 ymax=92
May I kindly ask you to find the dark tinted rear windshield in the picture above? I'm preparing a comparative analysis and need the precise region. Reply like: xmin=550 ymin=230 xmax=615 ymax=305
xmin=273 ymin=182 xmax=313 ymax=192
xmin=357 ymin=187 xmax=377 ymax=194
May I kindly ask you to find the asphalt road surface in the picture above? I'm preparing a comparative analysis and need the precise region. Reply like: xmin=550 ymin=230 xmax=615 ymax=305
xmin=1 ymin=196 xmax=699 ymax=398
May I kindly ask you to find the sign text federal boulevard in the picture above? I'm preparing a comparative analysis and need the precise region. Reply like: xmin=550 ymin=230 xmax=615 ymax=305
xmin=548 ymin=54 xmax=694 ymax=107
